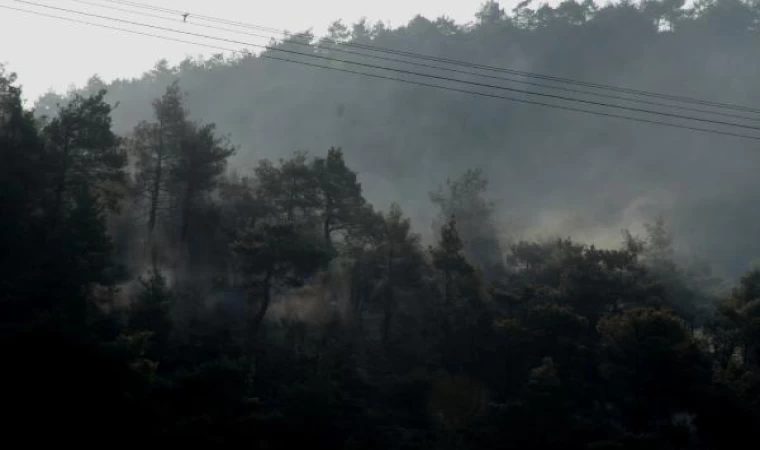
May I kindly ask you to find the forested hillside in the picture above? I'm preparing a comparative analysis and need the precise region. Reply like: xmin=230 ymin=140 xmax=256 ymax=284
xmin=35 ymin=0 xmax=760 ymax=275
xmin=4 ymin=0 xmax=760 ymax=447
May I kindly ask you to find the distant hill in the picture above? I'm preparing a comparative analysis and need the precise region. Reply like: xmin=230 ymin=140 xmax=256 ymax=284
xmin=35 ymin=0 xmax=760 ymax=276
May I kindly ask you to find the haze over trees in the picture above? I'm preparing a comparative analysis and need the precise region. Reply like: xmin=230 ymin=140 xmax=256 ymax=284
xmin=4 ymin=0 xmax=760 ymax=447
xmin=35 ymin=0 xmax=760 ymax=276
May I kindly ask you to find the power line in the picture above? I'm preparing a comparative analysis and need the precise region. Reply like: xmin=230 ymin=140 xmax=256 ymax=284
xmin=3 ymin=3 xmax=760 ymax=141
xmin=0 ymin=3 xmax=234 ymax=50
xmin=15 ymin=0 xmax=760 ymax=133
xmin=59 ymin=0 xmax=760 ymax=123
xmin=89 ymin=0 xmax=760 ymax=115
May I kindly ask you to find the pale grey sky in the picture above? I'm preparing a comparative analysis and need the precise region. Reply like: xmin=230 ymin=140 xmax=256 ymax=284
xmin=0 ymin=0 xmax=525 ymax=101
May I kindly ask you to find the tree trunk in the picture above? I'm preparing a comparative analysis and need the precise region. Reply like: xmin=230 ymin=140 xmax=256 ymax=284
xmin=444 ymin=269 xmax=452 ymax=307
xmin=250 ymin=270 xmax=273 ymax=347
xmin=147 ymin=153 xmax=162 ymax=271
xmin=286 ymin=175 xmax=296 ymax=223
xmin=148 ymin=151 xmax=162 ymax=233
xmin=382 ymin=246 xmax=394 ymax=345
xmin=382 ymin=286 xmax=394 ymax=346
xmin=52 ymin=134 xmax=70 ymax=227
xmin=180 ymin=182 xmax=193 ymax=243
xmin=147 ymin=127 xmax=165 ymax=271
xmin=150 ymin=245 xmax=159 ymax=272
xmin=323 ymin=193 xmax=333 ymax=248
xmin=323 ymin=215 xmax=332 ymax=249
xmin=354 ymin=258 xmax=368 ymax=337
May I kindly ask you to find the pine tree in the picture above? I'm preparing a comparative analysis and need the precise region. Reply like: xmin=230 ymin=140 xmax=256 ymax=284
xmin=132 ymin=83 xmax=234 ymax=272
xmin=128 ymin=269 xmax=173 ymax=358
xmin=430 ymin=169 xmax=503 ymax=277
xmin=232 ymin=222 xmax=328 ymax=348
xmin=431 ymin=215 xmax=474 ymax=307
xmin=132 ymin=81 xmax=187 ymax=236
xmin=254 ymin=152 xmax=318 ymax=224
xmin=42 ymin=89 xmax=126 ymax=221
xmin=1 ymin=78 xmax=123 ymax=327
xmin=172 ymin=122 xmax=235 ymax=243
xmin=312 ymin=147 xmax=366 ymax=250
xmin=642 ymin=216 xmax=676 ymax=273
xmin=1 ymin=70 xmax=48 ymax=310
xmin=369 ymin=204 xmax=425 ymax=345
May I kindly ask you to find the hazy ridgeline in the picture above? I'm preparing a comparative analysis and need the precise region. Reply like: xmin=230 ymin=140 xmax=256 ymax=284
xmin=35 ymin=0 xmax=760 ymax=276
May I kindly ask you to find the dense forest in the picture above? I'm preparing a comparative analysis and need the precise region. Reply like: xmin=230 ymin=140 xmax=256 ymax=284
xmin=4 ymin=0 xmax=760 ymax=447
xmin=34 ymin=0 xmax=760 ymax=276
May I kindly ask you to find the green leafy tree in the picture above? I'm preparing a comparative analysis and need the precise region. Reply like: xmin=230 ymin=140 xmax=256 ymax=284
xmin=598 ymin=308 xmax=711 ymax=435
xmin=366 ymin=204 xmax=426 ymax=345
xmin=0 ymin=69 xmax=47 ymax=307
xmin=476 ymin=1 xmax=506 ymax=25
xmin=232 ymin=223 xmax=328 ymax=347
xmin=218 ymin=173 xmax=264 ymax=240
xmin=254 ymin=152 xmax=318 ymax=223
xmin=343 ymin=204 xmax=386 ymax=331
xmin=637 ymin=217 xmax=711 ymax=326
xmin=131 ymin=82 xmax=188 ymax=236
xmin=172 ymin=122 xmax=235 ymax=243
xmin=431 ymin=215 xmax=477 ymax=307
xmin=326 ymin=20 xmax=351 ymax=41
xmin=312 ymin=147 xmax=367 ymax=250
xmin=128 ymin=269 xmax=174 ymax=358
xmin=506 ymin=238 xmax=660 ymax=325
xmin=132 ymin=82 xmax=233 ymax=273
xmin=430 ymin=215 xmax=490 ymax=374
xmin=42 ymin=89 xmax=126 ymax=220
xmin=1 ymin=81 xmax=124 ymax=326
xmin=642 ymin=216 xmax=676 ymax=272
xmin=712 ymin=269 xmax=760 ymax=368
xmin=430 ymin=169 xmax=503 ymax=276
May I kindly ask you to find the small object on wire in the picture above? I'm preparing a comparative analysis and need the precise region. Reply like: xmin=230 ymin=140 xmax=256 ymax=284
xmin=182 ymin=13 xmax=189 ymax=22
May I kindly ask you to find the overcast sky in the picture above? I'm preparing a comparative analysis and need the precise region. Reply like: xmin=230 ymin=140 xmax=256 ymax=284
xmin=0 ymin=0 xmax=531 ymax=101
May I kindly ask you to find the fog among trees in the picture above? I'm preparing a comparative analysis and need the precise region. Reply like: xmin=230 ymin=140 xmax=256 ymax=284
xmin=4 ymin=0 xmax=760 ymax=447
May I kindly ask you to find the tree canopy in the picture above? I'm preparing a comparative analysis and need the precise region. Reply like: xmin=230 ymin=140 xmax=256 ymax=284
xmin=4 ymin=1 xmax=760 ymax=446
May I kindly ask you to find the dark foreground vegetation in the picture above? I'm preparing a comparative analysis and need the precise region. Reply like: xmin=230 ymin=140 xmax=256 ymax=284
xmin=4 ymin=1 xmax=760 ymax=447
